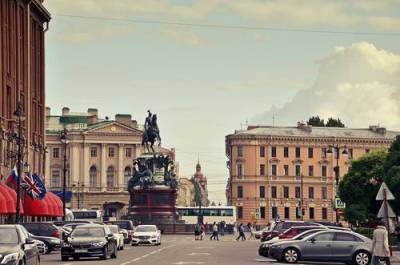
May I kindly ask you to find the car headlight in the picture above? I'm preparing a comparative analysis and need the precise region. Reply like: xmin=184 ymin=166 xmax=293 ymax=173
xmin=1 ymin=253 xmax=19 ymax=265
xmin=92 ymin=242 xmax=106 ymax=247
xmin=51 ymin=239 xmax=60 ymax=244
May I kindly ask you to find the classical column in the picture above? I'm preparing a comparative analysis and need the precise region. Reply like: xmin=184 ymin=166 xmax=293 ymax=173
xmin=69 ymin=143 xmax=79 ymax=184
xmin=118 ymin=144 xmax=124 ymax=189
xmin=101 ymin=144 xmax=107 ymax=191
xmin=83 ymin=144 xmax=89 ymax=189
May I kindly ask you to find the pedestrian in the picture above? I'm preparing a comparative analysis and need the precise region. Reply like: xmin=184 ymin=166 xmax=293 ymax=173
xmin=233 ymin=222 xmax=238 ymax=237
xmin=194 ymin=222 xmax=201 ymax=240
xmin=248 ymin=223 xmax=256 ymax=240
xmin=236 ymin=223 xmax=246 ymax=241
xmin=371 ymin=221 xmax=391 ymax=265
xmin=219 ymin=221 xmax=226 ymax=236
xmin=200 ymin=223 xmax=206 ymax=240
xmin=210 ymin=222 xmax=219 ymax=240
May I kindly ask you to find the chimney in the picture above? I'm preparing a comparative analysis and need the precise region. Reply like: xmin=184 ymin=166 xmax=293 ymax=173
xmin=45 ymin=107 xmax=51 ymax=117
xmin=370 ymin=125 xmax=386 ymax=135
xmin=87 ymin=108 xmax=98 ymax=117
xmin=115 ymin=114 xmax=133 ymax=127
xmin=297 ymin=121 xmax=312 ymax=132
xmin=62 ymin=107 xmax=70 ymax=116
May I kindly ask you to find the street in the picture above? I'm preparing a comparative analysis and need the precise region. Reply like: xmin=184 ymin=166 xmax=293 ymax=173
xmin=41 ymin=235 xmax=346 ymax=265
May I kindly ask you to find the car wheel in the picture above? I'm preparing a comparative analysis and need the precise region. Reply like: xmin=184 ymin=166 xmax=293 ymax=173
xmin=282 ymin=248 xmax=299 ymax=264
xmin=101 ymin=246 xmax=108 ymax=260
xmin=61 ymin=257 xmax=69 ymax=261
xmin=111 ymin=246 xmax=117 ymax=259
xmin=353 ymin=250 xmax=370 ymax=265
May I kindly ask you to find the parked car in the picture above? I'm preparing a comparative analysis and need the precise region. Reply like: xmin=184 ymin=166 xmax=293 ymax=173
xmin=261 ymin=221 xmax=321 ymax=242
xmin=119 ymin=229 xmax=129 ymax=244
xmin=0 ymin=225 xmax=41 ymax=265
xmin=268 ymin=230 xmax=372 ymax=265
xmin=107 ymin=225 xmax=124 ymax=250
xmin=32 ymin=239 xmax=47 ymax=255
xmin=109 ymin=220 xmax=135 ymax=244
xmin=259 ymin=228 xmax=327 ymax=257
xmin=61 ymin=224 xmax=118 ymax=261
xmin=131 ymin=225 xmax=161 ymax=246
xmin=29 ymin=233 xmax=61 ymax=254
xmin=22 ymin=222 xmax=61 ymax=238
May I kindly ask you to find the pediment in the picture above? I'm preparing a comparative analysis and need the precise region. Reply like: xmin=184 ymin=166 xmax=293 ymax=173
xmin=87 ymin=122 xmax=142 ymax=135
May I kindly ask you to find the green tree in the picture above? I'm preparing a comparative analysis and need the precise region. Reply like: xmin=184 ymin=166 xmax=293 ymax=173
xmin=339 ymin=150 xmax=387 ymax=224
xmin=383 ymin=136 xmax=400 ymax=213
xmin=307 ymin=116 xmax=325 ymax=127
xmin=344 ymin=204 xmax=368 ymax=226
xmin=326 ymin=117 xmax=345 ymax=127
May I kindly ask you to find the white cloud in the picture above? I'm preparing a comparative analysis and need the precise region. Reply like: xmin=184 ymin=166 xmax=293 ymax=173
xmin=252 ymin=42 xmax=400 ymax=129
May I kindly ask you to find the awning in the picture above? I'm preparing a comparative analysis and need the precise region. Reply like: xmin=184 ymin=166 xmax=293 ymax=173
xmin=0 ymin=183 xmax=24 ymax=215
xmin=48 ymin=192 xmax=63 ymax=217
xmin=24 ymin=193 xmax=49 ymax=217
xmin=0 ymin=189 xmax=8 ymax=214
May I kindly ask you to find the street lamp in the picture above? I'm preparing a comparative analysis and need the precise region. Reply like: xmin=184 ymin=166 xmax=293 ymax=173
xmin=60 ymin=128 xmax=69 ymax=221
xmin=72 ymin=182 xmax=85 ymax=209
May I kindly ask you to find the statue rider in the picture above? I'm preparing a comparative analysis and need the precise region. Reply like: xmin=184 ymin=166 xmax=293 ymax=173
xmin=144 ymin=110 xmax=152 ymax=131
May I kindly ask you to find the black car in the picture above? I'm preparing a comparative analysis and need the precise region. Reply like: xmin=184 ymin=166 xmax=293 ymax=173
xmin=61 ymin=224 xmax=118 ymax=261
xmin=0 ymin=225 xmax=40 ymax=265
xmin=29 ymin=233 xmax=61 ymax=254
xmin=22 ymin=223 xmax=61 ymax=238
xmin=109 ymin=221 xmax=135 ymax=244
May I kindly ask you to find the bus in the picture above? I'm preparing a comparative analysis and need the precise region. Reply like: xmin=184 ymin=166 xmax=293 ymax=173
xmin=72 ymin=209 xmax=103 ymax=223
xmin=176 ymin=206 xmax=236 ymax=225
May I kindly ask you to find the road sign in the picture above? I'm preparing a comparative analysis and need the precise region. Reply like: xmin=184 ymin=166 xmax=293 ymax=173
xmin=335 ymin=198 xmax=346 ymax=209
xmin=377 ymin=202 xmax=396 ymax=218
xmin=376 ymin=182 xmax=395 ymax=201
xmin=255 ymin=208 xmax=260 ymax=219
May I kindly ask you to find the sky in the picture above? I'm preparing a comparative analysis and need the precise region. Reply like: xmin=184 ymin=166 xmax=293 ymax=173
xmin=44 ymin=0 xmax=400 ymax=204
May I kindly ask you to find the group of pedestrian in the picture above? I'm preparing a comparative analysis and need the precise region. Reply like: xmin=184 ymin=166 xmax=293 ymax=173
xmin=234 ymin=222 xmax=256 ymax=241
xmin=194 ymin=221 xmax=226 ymax=241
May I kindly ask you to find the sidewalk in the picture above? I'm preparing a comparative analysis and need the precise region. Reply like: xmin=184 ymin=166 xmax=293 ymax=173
xmin=391 ymin=250 xmax=400 ymax=263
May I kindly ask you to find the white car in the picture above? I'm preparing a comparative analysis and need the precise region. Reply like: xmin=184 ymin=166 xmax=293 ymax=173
xmin=108 ymin=225 xmax=124 ymax=250
xmin=131 ymin=225 xmax=161 ymax=246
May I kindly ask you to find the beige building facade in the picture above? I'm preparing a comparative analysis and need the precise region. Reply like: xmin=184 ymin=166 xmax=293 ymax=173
xmin=45 ymin=107 xmax=175 ymax=218
xmin=226 ymin=123 xmax=399 ymax=225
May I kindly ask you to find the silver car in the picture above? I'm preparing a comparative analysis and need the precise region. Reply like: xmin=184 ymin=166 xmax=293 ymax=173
xmin=269 ymin=230 xmax=372 ymax=265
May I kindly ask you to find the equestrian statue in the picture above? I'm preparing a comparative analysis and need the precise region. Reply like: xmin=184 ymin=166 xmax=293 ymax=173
xmin=142 ymin=110 xmax=161 ymax=153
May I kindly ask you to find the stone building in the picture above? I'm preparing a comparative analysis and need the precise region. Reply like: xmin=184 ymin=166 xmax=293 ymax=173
xmin=0 ymin=0 xmax=50 ymax=179
xmin=176 ymin=177 xmax=195 ymax=207
xmin=45 ymin=107 xmax=175 ymax=218
xmin=226 ymin=123 xmax=400 ymax=224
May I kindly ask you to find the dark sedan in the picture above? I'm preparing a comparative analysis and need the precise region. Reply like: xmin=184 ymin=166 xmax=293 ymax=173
xmin=268 ymin=230 xmax=372 ymax=265
xmin=0 ymin=225 xmax=40 ymax=265
xmin=29 ymin=233 xmax=61 ymax=254
xmin=61 ymin=224 xmax=117 ymax=261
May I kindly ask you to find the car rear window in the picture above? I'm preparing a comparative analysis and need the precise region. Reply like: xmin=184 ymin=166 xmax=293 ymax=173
xmin=112 ymin=221 xmax=133 ymax=230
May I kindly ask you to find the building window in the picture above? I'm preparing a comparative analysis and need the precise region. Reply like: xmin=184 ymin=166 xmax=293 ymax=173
xmin=308 ymin=147 xmax=313 ymax=158
xmin=271 ymin=164 xmax=277 ymax=176
xmin=295 ymin=165 xmax=301 ymax=177
xmin=295 ymin=186 xmax=301 ymax=199
xmin=284 ymin=165 xmax=289 ymax=176
xmin=322 ymin=165 xmax=327 ymax=177
xmin=308 ymin=165 xmax=314 ymax=176
xmin=296 ymin=207 xmax=301 ymax=219
xmin=284 ymin=147 xmax=289 ymax=158
xmin=90 ymin=147 xmax=97 ymax=157
xmin=260 ymin=207 xmax=266 ymax=219
xmin=125 ymin=148 xmax=132 ymax=158
xmin=237 ymin=164 xmax=243 ymax=177
xmin=284 ymin=207 xmax=290 ymax=219
xmin=271 ymin=186 xmax=277 ymax=198
xmin=272 ymin=207 xmax=278 ymax=219
xmin=237 ymin=186 xmax=243 ymax=198
xmin=124 ymin=167 xmax=132 ymax=188
xmin=295 ymin=147 xmax=301 ymax=158
xmin=260 ymin=146 xmax=265 ymax=157
xmin=309 ymin=207 xmax=315 ymax=219
xmin=108 ymin=147 xmax=115 ymax=157
xmin=321 ymin=187 xmax=327 ymax=200
xmin=107 ymin=166 xmax=115 ymax=188
xmin=260 ymin=186 xmax=265 ymax=198
xmin=322 ymin=147 xmax=327 ymax=158
xmin=322 ymin=208 xmax=328 ymax=220
xmin=237 ymin=206 xmax=243 ymax=219
xmin=260 ymin=164 xmax=265 ymax=176
xmin=237 ymin=145 xmax=243 ymax=157
xmin=348 ymin=148 xmax=353 ymax=159
xmin=89 ymin=166 xmax=97 ymax=187
xmin=52 ymin=148 xmax=59 ymax=159
xmin=271 ymin=146 xmax=276 ymax=157
xmin=283 ymin=186 xmax=289 ymax=198
xmin=51 ymin=169 xmax=61 ymax=188
xmin=309 ymin=187 xmax=314 ymax=199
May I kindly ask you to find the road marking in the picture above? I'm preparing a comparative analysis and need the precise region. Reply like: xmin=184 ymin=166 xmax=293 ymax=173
xmin=195 ymin=246 xmax=213 ymax=249
xmin=186 ymin=252 xmax=211 ymax=256
xmin=172 ymin=262 xmax=205 ymax=265
xmin=118 ymin=244 xmax=176 ymax=265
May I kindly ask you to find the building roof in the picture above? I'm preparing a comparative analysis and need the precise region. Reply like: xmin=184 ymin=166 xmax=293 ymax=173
xmin=230 ymin=125 xmax=400 ymax=140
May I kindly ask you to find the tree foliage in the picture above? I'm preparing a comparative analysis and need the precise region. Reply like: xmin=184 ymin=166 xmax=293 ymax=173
xmin=344 ymin=204 xmax=368 ymax=226
xmin=325 ymin=118 xmax=345 ymax=127
xmin=306 ymin=116 xmax=345 ymax=127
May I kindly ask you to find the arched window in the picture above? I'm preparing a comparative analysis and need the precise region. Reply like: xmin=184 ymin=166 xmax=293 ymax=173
xmin=89 ymin=166 xmax=97 ymax=187
xmin=107 ymin=166 xmax=115 ymax=188
xmin=51 ymin=169 xmax=61 ymax=188
xmin=124 ymin=167 xmax=131 ymax=188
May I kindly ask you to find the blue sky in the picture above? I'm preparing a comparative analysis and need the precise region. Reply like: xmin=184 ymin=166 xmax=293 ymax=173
xmin=45 ymin=0 xmax=400 ymax=204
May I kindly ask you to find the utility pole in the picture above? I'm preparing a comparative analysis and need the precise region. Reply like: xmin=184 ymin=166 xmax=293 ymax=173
xmin=300 ymin=173 xmax=304 ymax=221
xmin=14 ymin=102 xmax=25 ymax=223
xmin=60 ymin=128 xmax=68 ymax=221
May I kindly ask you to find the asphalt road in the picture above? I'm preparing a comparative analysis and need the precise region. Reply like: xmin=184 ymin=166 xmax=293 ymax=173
xmin=41 ymin=235 xmax=345 ymax=265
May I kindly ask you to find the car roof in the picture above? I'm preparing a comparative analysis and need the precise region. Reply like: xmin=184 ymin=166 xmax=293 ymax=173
xmin=136 ymin=225 xmax=156 ymax=227
xmin=74 ymin=224 xmax=104 ymax=228
xmin=0 ymin=225 xmax=18 ymax=228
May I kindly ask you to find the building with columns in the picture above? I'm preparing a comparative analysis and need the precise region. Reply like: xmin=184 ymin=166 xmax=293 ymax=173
xmin=45 ymin=107 xmax=175 ymax=218
xmin=226 ymin=123 xmax=400 ymax=225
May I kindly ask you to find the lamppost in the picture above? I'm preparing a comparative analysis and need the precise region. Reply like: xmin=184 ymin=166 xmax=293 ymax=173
xmin=60 ymin=128 xmax=69 ymax=221
xmin=72 ymin=182 xmax=85 ymax=208
xmin=327 ymin=144 xmax=348 ymax=224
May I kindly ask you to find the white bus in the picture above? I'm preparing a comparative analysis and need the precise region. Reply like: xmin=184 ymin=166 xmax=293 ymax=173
xmin=176 ymin=206 xmax=236 ymax=224
xmin=72 ymin=209 xmax=103 ymax=223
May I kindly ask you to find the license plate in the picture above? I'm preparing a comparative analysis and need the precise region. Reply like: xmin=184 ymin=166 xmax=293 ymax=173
xmin=75 ymin=249 xmax=88 ymax=253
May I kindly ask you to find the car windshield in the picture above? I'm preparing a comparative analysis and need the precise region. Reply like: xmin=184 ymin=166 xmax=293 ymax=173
xmin=109 ymin=226 xmax=119 ymax=233
xmin=0 ymin=228 xmax=19 ymax=244
xmin=71 ymin=227 xmax=105 ymax=237
xmin=135 ymin=226 xmax=156 ymax=232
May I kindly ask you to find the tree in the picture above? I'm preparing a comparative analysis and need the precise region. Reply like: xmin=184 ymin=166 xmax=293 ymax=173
xmin=325 ymin=117 xmax=345 ymax=127
xmin=339 ymin=150 xmax=387 ymax=224
xmin=344 ymin=204 xmax=368 ymax=226
xmin=307 ymin=116 xmax=325 ymax=127
xmin=383 ymin=136 xmax=400 ymax=213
